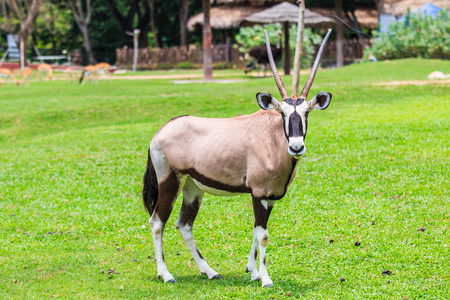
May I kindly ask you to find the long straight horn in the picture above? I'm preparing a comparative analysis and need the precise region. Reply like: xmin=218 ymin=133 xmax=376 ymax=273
xmin=264 ymin=30 xmax=289 ymax=100
xmin=300 ymin=28 xmax=332 ymax=99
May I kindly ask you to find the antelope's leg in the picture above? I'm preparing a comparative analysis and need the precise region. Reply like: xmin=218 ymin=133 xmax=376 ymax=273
xmin=245 ymin=233 xmax=259 ymax=281
xmin=175 ymin=177 xmax=221 ymax=279
xmin=250 ymin=198 xmax=276 ymax=287
xmin=149 ymin=171 xmax=183 ymax=283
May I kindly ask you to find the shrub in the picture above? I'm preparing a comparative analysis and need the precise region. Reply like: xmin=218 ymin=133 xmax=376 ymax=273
xmin=213 ymin=62 xmax=234 ymax=70
xmin=234 ymin=24 xmax=323 ymax=69
xmin=365 ymin=9 xmax=449 ymax=60
xmin=176 ymin=61 xmax=201 ymax=69
xmin=155 ymin=63 xmax=174 ymax=70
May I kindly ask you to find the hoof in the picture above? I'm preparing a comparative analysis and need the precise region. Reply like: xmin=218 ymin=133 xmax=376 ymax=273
xmin=211 ymin=274 xmax=223 ymax=280
xmin=263 ymin=283 xmax=274 ymax=288
xmin=166 ymin=279 xmax=176 ymax=284
xmin=245 ymin=267 xmax=250 ymax=273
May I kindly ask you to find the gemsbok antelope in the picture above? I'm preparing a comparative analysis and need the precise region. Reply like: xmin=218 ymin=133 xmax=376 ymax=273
xmin=143 ymin=29 xmax=333 ymax=287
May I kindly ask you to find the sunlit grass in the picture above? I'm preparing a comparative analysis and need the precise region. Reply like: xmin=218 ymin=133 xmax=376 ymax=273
xmin=1 ymin=58 xmax=449 ymax=299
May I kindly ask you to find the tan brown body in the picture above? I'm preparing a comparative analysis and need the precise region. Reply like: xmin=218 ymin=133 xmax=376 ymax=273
xmin=95 ymin=62 xmax=112 ymax=80
xmin=37 ymin=63 xmax=53 ymax=80
xmin=79 ymin=65 xmax=98 ymax=84
xmin=152 ymin=110 xmax=296 ymax=199
xmin=0 ymin=68 xmax=19 ymax=85
xmin=18 ymin=68 xmax=33 ymax=86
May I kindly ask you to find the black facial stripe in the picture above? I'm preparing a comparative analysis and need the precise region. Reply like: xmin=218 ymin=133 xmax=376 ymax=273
xmin=284 ymin=98 xmax=304 ymax=106
xmin=288 ymin=111 xmax=303 ymax=137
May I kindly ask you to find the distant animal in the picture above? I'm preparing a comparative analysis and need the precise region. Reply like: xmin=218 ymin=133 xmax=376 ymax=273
xmin=18 ymin=68 xmax=33 ymax=86
xmin=0 ymin=68 xmax=19 ymax=86
xmin=37 ymin=63 xmax=53 ymax=80
xmin=94 ymin=62 xmax=113 ymax=81
xmin=66 ymin=67 xmax=74 ymax=83
xmin=143 ymin=29 xmax=333 ymax=287
xmin=79 ymin=65 xmax=98 ymax=84
xmin=245 ymin=30 xmax=283 ymax=76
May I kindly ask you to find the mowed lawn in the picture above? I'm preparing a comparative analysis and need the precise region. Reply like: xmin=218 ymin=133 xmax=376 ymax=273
xmin=1 ymin=59 xmax=449 ymax=299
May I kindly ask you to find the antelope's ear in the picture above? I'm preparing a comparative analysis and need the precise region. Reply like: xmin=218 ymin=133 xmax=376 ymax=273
xmin=308 ymin=92 xmax=331 ymax=112
xmin=257 ymin=92 xmax=281 ymax=112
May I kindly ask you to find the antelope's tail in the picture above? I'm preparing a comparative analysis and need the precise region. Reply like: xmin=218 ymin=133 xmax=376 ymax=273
xmin=79 ymin=71 xmax=85 ymax=84
xmin=143 ymin=149 xmax=159 ymax=215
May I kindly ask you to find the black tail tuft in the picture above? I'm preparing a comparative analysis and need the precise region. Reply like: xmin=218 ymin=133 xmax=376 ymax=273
xmin=79 ymin=71 xmax=85 ymax=84
xmin=143 ymin=149 xmax=159 ymax=215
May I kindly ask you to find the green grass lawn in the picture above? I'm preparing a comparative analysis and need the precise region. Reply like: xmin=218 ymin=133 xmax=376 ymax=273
xmin=1 ymin=58 xmax=449 ymax=299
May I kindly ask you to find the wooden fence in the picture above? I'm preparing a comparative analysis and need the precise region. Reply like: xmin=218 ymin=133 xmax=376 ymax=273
xmin=115 ymin=38 xmax=372 ymax=69
xmin=116 ymin=44 xmax=243 ymax=69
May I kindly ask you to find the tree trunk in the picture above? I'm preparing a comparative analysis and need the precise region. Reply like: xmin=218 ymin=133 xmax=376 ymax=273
xmin=6 ymin=0 xmax=42 ymax=70
xmin=374 ymin=0 xmax=385 ymax=15
xmin=202 ymin=0 xmax=212 ymax=80
xmin=149 ymin=0 xmax=159 ymax=48
xmin=283 ymin=22 xmax=290 ymax=76
xmin=80 ymin=26 xmax=96 ymax=64
xmin=335 ymin=0 xmax=344 ymax=68
xmin=179 ymin=0 xmax=189 ymax=49
xmin=225 ymin=29 xmax=232 ymax=63
xmin=292 ymin=0 xmax=305 ymax=97
xmin=19 ymin=30 xmax=29 ymax=69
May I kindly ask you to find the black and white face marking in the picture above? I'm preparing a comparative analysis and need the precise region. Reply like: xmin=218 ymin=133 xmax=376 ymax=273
xmin=280 ymin=98 xmax=309 ymax=158
xmin=257 ymin=92 xmax=332 ymax=159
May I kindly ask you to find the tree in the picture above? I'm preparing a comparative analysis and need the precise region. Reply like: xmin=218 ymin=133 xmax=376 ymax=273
xmin=149 ymin=0 xmax=159 ymax=47
xmin=335 ymin=0 xmax=344 ymax=68
xmin=34 ymin=2 xmax=73 ymax=52
xmin=69 ymin=0 xmax=96 ymax=64
xmin=105 ymin=0 xmax=150 ymax=48
xmin=179 ymin=0 xmax=189 ymax=48
xmin=6 ymin=0 xmax=42 ymax=69
xmin=202 ymin=0 xmax=212 ymax=80
xmin=374 ymin=0 xmax=385 ymax=15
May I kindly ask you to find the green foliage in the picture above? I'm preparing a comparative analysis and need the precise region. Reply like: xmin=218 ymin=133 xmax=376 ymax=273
xmin=235 ymin=24 xmax=322 ymax=68
xmin=176 ymin=61 xmax=201 ymax=69
xmin=1 ymin=59 xmax=449 ymax=298
xmin=155 ymin=63 xmax=174 ymax=70
xmin=365 ymin=9 xmax=450 ymax=60
xmin=32 ymin=3 xmax=74 ymax=52
xmin=213 ymin=62 xmax=234 ymax=70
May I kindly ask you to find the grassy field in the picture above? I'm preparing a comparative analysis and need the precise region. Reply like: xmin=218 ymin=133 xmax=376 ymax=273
xmin=1 ymin=58 xmax=449 ymax=299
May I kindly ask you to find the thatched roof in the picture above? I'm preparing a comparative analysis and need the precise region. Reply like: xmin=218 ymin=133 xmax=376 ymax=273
xmin=309 ymin=6 xmax=379 ymax=30
xmin=187 ymin=5 xmax=263 ymax=30
xmin=217 ymin=0 xmax=296 ymax=5
xmin=383 ymin=0 xmax=450 ymax=16
xmin=242 ymin=2 xmax=334 ymax=28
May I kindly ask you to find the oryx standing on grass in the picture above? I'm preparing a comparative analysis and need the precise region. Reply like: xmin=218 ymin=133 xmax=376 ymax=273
xmin=143 ymin=29 xmax=332 ymax=287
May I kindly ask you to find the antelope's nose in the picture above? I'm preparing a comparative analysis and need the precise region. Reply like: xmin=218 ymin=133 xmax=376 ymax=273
xmin=288 ymin=137 xmax=306 ymax=156
xmin=289 ymin=145 xmax=305 ymax=154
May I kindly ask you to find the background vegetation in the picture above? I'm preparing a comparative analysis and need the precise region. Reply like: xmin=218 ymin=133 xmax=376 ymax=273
xmin=1 ymin=59 xmax=449 ymax=298
xmin=235 ymin=24 xmax=323 ymax=69
xmin=365 ymin=9 xmax=449 ymax=60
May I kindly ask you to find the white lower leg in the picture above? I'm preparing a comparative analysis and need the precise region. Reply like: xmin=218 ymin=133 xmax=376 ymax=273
xmin=255 ymin=226 xmax=273 ymax=287
xmin=246 ymin=232 xmax=259 ymax=281
xmin=150 ymin=216 xmax=175 ymax=283
xmin=177 ymin=224 xmax=219 ymax=279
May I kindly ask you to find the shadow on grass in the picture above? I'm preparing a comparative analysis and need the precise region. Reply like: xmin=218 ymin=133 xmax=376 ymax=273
xmin=144 ymin=272 xmax=324 ymax=292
